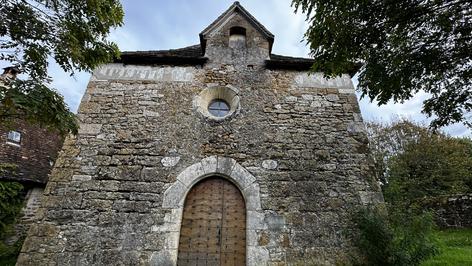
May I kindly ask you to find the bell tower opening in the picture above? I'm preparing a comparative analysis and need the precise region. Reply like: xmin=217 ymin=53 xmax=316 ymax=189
xmin=229 ymin=26 xmax=246 ymax=49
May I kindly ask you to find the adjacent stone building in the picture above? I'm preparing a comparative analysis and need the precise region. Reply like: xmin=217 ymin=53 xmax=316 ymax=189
xmin=0 ymin=66 xmax=64 ymax=241
xmin=18 ymin=2 xmax=382 ymax=265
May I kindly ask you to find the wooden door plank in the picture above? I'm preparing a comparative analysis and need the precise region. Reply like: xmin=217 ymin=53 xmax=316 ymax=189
xmin=177 ymin=177 xmax=246 ymax=266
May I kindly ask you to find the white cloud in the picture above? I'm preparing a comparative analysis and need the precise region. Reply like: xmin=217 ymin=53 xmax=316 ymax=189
xmin=356 ymin=84 xmax=470 ymax=137
xmin=108 ymin=28 xmax=141 ymax=51
xmin=48 ymin=60 xmax=90 ymax=113
xmin=2 ymin=0 xmax=468 ymax=137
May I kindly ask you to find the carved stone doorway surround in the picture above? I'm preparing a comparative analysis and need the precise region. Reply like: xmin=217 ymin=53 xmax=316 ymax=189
xmin=152 ymin=156 xmax=268 ymax=266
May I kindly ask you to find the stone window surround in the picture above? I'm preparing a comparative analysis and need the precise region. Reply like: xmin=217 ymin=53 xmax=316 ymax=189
xmin=193 ymin=85 xmax=240 ymax=121
xmin=156 ymin=156 xmax=268 ymax=266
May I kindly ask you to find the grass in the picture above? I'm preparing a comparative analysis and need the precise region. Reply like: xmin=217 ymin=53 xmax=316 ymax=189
xmin=421 ymin=228 xmax=472 ymax=266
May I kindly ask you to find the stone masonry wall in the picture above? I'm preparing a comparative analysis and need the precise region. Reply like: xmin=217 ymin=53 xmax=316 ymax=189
xmin=17 ymin=63 xmax=382 ymax=265
xmin=204 ymin=12 xmax=270 ymax=68
xmin=6 ymin=187 xmax=46 ymax=245
xmin=19 ymin=188 xmax=46 ymax=227
xmin=424 ymin=194 xmax=472 ymax=229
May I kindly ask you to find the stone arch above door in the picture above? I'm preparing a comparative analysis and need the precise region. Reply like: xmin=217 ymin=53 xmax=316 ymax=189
xmin=153 ymin=156 xmax=268 ymax=266
xmin=163 ymin=156 xmax=261 ymax=211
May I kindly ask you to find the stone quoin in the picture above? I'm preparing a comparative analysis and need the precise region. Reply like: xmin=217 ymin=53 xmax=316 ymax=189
xmin=18 ymin=2 xmax=382 ymax=265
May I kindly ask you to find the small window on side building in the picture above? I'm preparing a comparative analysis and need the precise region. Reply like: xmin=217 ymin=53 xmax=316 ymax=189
xmin=7 ymin=131 xmax=21 ymax=145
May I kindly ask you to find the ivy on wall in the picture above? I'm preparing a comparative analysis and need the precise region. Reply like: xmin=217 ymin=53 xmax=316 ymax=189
xmin=0 ymin=163 xmax=26 ymax=265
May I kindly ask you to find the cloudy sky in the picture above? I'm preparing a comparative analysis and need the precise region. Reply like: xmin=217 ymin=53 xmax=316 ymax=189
xmin=13 ymin=0 xmax=472 ymax=137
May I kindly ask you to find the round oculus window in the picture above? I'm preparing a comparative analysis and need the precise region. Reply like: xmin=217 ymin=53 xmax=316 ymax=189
xmin=194 ymin=86 xmax=240 ymax=121
xmin=208 ymin=99 xmax=230 ymax=117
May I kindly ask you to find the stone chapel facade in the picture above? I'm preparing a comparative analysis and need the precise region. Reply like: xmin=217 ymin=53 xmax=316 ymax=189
xmin=18 ymin=2 xmax=382 ymax=265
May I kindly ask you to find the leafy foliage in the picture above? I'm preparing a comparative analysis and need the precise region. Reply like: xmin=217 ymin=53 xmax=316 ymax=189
xmin=0 ymin=181 xmax=24 ymax=236
xmin=366 ymin=119 xmax=472 ymax=213
xmin=0 ymin=237 xmax=23 ymax=266
xmin=292 ymin=0 xmax=472 ymax=128
xmin=0 ymin=180 xmax=24 ymax=266
xmin=386 ymin=135 xmax=472 ymax=208
xmin=0 ymin=0 xmax=123 ymax=81
xmin=0 ymin=78 xmax=78 ymax=135
xmin=0 ymin=163 xmax=17 ymax=177
xmin=365 ymin=120 xmax=430 ymax=185
xmin=366 ymin=119 xmax=472 ymax=208
xmin=352 ymin=206 xmax=438 ymax=266
xmin=0 ymin=0 xmax=123 ymax=134
xmin=354 ymin=120 xmax=471 ymax=265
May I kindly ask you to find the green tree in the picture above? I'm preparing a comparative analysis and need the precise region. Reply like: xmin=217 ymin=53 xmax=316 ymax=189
xmin=354 ymin=120 xmax=471 ymax=265
xmin=0 ymin=0 xmax=124 ymax=134
xmin=1 ymin=78 xmax=78 ymax=134
xmin=365 ymin=119 xmax=430 ymax=185
xmin=292 ymin=0 xmax=471 ymax=128
xmin=365 ymin=119 xmax=472 ymax=208
xmin=353 ymin=120 xmax=472 ymax=265
xmin=385 ymin=132 xmax=472 ymax=208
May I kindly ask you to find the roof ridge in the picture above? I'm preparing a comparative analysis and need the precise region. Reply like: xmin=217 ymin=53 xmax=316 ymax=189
xmin=233 ymin=2 xmax=273 ymax=38
xmin=270 ymin=53 xmax=314 ymax=61
xmin=200 ymin=2 xmax=274 ymax=38
xmin=120 ymin=44 xmax=201 ymax=55
xmin=199 ymin=2 xmax=274 ymax=54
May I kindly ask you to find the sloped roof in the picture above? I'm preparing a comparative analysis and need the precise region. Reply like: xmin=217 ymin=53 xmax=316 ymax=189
xmin=266 ymin=54 xmax=316 ymax=70
xmin=266 ymin=54 xmax=361 ymax=76
xmin=114 ymin=45 xmax=207 ymax=66
xmin=111 ymin=2 xmax=361 ymax=76
xmin=199 ymin=1 xmax=275 ymax=54
xmin=112 ymin=44 xmax=360 ymax=76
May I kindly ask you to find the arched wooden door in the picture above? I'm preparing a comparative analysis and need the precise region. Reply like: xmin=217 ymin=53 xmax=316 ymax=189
xmin=177 ymin=177 xmax=246 ymax=266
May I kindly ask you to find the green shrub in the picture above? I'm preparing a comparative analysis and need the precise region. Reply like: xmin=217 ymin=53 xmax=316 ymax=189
xmin=0 ymin=238 xmax=24 ymax=266
xmin=352 ymin=206 xmax=438 ymax=266
xmin=0 ymin=181 xmax=24 ymax=234
xmin=0 ymin=180 xmax=25 ymax=265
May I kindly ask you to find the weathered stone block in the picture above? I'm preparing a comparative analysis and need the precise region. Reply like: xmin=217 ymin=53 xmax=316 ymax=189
xmin=78 ymin=123 xmax=102 ymax=135
xmin=162 ymin=181 xmax=186 ymax=208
